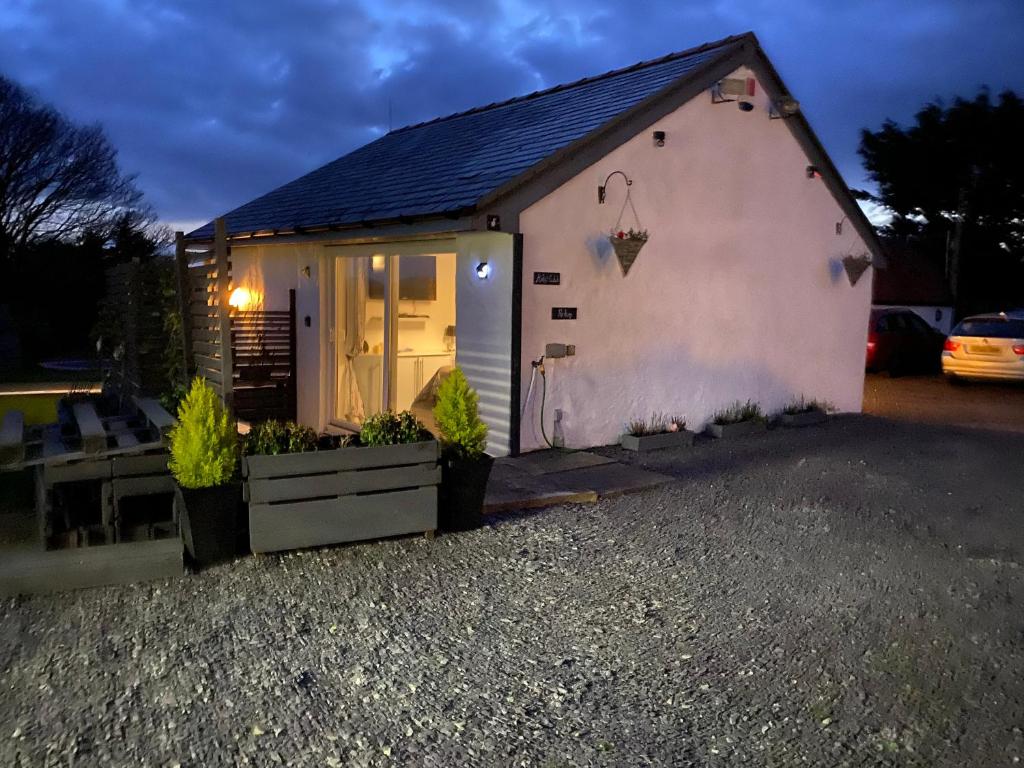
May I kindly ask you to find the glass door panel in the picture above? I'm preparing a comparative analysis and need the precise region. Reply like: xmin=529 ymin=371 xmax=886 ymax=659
xmin=334 ymin=254 xmax=385 ymax=425
xmin=394 ymin=253 xmax=457 ymax=420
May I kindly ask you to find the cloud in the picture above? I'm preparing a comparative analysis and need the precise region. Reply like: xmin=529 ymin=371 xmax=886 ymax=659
xmin=0 ymin=0 xmax=1021 ymax=224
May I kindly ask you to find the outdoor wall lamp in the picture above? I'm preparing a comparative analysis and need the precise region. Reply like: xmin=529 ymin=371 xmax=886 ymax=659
xmin=652 ymin=130 xmax=666 ymax=147
xmin=806 ymin=165 xmax=822 ymax=179
xmin=737 ymin=101 xmax=754 ymax=112
xmin=598 ymin=170 xmax=631 ymax=204
xmin=476 ymin=262 xmax=491 ymax=279
xmin=228 ymin=286 xmax=253 ymax=309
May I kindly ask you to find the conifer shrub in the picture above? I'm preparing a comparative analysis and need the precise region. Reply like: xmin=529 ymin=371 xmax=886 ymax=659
xmin=433 ymin=367 xmax=488 ymax=460
xmin=168 ymin=377 xmax=238 ymax=489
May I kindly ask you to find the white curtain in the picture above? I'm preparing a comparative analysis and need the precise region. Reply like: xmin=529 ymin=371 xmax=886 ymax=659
xmin=338 ymin=257 xmax=367 ymax=423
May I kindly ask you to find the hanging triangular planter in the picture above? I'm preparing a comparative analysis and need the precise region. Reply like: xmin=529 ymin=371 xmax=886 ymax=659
xmin=610 ymin=235 xmax=647 ymax=276
xmin=841 ymin=254 xmax=872 ymax=286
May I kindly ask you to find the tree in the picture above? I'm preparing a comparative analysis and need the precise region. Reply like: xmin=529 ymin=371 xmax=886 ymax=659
xmin=858 ymin=89 xmax=1024 ymax=316
xmin=0 ymin=74 xmax=149 ymax=262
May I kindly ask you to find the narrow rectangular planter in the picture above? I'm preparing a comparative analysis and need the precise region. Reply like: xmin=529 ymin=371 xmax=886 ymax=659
xmin=243 ymin=440 xmax=440 ymax=553
xmin=0 ymin=538 xmax=182 ymax=596
xmin=779 ymin=409 xmax=828 ymax=427
xmin=620 ymin=430 xmax=695 ymax=452
xmin=705 ymin=420 xmax=768 ymax=439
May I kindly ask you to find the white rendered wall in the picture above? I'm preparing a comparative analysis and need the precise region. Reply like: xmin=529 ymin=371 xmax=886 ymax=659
xmin=518 ymin=67 xmax=874 ymax=452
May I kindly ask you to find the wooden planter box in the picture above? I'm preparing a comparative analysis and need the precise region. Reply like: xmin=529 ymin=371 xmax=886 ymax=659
xmin=243 ymin=440 xmax=440 ymax=553
xmin=0 ymin=539 xmax=182 ymax=597
xmin=620 ymin=430 xmax=695 ymax=451
xmin=779 ymin=409 xmax=828 ymax=427
xmin=705 ymin=420 xmax=768 ymax=439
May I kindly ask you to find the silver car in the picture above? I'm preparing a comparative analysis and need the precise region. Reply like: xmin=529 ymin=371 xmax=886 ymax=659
xmin=942 ymin=313 xmax=1024 ymax=382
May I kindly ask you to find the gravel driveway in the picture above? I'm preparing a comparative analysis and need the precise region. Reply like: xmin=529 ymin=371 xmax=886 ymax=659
xmin=2 ymin=416 xmax=1023 ymax=767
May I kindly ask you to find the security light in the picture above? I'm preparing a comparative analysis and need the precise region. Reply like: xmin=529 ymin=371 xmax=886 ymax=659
xmin=476 ymin=262 xmax=491 ymax=279
xmin=769 ymin=97 xmax=801 ymax=119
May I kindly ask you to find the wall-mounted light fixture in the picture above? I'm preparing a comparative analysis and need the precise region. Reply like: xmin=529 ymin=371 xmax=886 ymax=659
xmin=652 ymin=130 xmax=666 ymax=147
xmin=806 ymin=165 xmax=822 ymax=179
xmin=476 ymin=262 xmax=491 ymax=279
xmin=371 ymin=255 xmax=385 ymax=272
xmin=737 ymin=101 xmax=754 ymax=112
xmin=836 ymin=215 xmax=849 ymax=236
xmin=486 ymin=214 xmax=501 ymax=231
xmin=769 ymin=97 xmax=801 ymax=119
xmin=301 ymin=265 xmax=311 ymax=278
xmin=229 ymin=286 xmax=253 ymax=310
xmin=598 ymin=170 xmax=631 ymax=204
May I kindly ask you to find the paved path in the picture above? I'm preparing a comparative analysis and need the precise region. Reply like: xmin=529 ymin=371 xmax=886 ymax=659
xmin=485 ymin=449 xmax=672 ymax=512
xmin=863 ymin=372 xmax=1024 ymax=433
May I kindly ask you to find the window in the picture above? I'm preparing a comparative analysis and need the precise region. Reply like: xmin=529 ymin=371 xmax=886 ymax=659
xmin=905 ymin=314 xmax=933 ymax=334
xmin=954 ymin=318 xmax=1024 ymax=339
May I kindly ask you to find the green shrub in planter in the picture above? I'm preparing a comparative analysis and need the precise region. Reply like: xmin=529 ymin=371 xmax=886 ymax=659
xmin=433 ymin=367 xmax=492 ymax=531
xmin=168 ymin=377 xmax=242 ymax=567
xmin=359 ymin=410 xmax=431 ymax=446
xmin=242 ymin=420 xmax=319 ymax=456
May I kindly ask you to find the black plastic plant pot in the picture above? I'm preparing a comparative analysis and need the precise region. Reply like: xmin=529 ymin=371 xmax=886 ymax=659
xmin=439 ymin=454 xmax=494 ymax=532
xmin=175 ymin=482 xmax=244 ymax=568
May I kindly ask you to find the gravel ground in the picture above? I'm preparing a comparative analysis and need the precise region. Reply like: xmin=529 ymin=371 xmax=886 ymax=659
xmin=2 ymin=415 xmax=1023 ymax=767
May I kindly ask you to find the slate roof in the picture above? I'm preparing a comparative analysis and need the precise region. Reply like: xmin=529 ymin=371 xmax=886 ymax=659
xmin=187 ymin=34 xmax=749 ymax=240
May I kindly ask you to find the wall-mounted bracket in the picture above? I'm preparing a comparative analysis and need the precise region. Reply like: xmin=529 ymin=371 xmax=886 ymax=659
xmin=598 ymin=170 xmax=632 ymax=204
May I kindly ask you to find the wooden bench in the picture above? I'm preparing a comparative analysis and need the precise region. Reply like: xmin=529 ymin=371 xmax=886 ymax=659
xmin=0 ymin=410 xmax=24 ymax=466
xmin=72 ymin=402 xmax=107 ymax=453
xmin=133 ymin=396 xmax=176 ymax=437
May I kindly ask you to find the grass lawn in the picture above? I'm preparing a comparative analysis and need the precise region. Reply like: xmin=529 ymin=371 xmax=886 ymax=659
xmin=0 ymin=393 xmax=62 ymax=426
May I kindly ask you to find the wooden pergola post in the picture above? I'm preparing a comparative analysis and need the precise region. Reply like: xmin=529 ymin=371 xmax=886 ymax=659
xmin=214 ymin=218 xmax=234 ymax=412
xmin=173 ymin=231 xmax=193 ymax=378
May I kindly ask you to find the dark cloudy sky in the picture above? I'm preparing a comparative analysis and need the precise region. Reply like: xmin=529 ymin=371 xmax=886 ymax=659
xmin=1 ymin=0 xmax=1022 ymax=230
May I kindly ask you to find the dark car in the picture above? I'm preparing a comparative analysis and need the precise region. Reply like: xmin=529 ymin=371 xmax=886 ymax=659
xmin=866 ymin=309 xmax=946 ymax=375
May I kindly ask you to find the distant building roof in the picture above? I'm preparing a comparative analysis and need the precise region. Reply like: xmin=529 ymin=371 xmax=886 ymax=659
xmin=873 ymin=242 xmax=954 ymax=306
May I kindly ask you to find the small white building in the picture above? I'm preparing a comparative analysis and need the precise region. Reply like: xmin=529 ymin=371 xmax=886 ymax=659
xmin=185 ymin=32 xmax=882 ymax=456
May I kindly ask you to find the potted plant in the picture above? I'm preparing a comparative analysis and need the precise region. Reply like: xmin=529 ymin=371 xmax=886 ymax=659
xmin=169 ymin=376 xmax=241 ymax=567
xmin=609 ymin=228 xmax=649 ymax=276
xmin=434 ymin=367 xmax=491 ymax=531
xmin=705 ymin=400 xmax=767 ymax=439
xmin=779 ymin=397 xmax=833 ymax=427
xmin=242 ymin=413 xmax=440 ymax=553
xmin=620 ymin=412 xmax=693 ymax=451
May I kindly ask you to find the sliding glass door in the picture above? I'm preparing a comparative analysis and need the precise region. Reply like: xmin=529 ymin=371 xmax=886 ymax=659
xmin=331 ymin=245 xmax=456 ymax=430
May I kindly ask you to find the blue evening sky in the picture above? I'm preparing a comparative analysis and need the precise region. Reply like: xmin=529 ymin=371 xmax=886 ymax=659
xmin=1 ymin=0 xmax=1022 ymax=230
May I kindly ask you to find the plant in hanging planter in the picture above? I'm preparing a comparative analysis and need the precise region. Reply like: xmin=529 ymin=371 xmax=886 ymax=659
xmin=168 ymin=376 xmax=243 ymax=567
xmin=609 ymin=228 xmax=649 ymax=276
xmin=433 ymin=367 xmax=492 ymax=531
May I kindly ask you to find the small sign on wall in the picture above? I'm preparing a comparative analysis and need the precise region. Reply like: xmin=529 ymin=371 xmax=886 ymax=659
xmin=533 ymin=271 xmax=561 ymax=285
xmin=551 ymin=307 xmax=577 ymax=320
